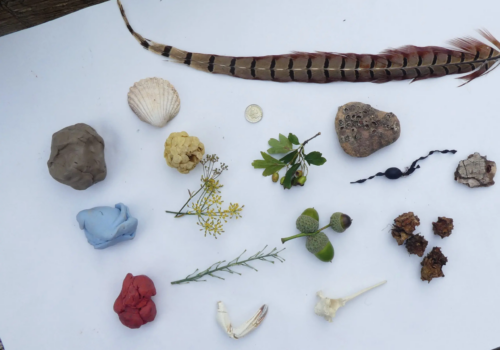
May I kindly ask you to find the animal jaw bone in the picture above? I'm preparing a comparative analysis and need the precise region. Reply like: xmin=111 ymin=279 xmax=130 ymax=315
xmin=315 ymin=280 xmax=387 ymax=322
xmin=216 ymin=301 xmax=268 ymax=339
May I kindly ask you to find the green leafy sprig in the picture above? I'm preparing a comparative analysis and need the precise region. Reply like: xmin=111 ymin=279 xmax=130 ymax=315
xmin=252 ymin=132 xmax=326 ymax=189
xmin=171 ymin=246 xmax=285 ymax=285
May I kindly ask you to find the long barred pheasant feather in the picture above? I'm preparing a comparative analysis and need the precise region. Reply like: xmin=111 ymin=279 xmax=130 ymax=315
xmin=118 ymin=0 xmax=500 ymax=86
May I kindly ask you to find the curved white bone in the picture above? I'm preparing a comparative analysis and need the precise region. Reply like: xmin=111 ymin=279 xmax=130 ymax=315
xmin=216 ymin=301 xmax=268 ymax=339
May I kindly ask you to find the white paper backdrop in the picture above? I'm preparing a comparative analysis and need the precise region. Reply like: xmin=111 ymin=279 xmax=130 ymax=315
xmin=1 ymin=1 xmax=499 ymax=349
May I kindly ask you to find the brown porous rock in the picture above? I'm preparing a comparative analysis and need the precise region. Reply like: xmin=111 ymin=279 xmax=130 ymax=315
xmin=335 ymin=102 xmax=401 ymax=157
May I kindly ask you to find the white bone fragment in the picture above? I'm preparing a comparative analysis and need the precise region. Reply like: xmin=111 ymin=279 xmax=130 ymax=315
xmin=315 ymin=280 xmax=386 ymax=322
xmin=216 ymin=301 xmax=268 ymax=339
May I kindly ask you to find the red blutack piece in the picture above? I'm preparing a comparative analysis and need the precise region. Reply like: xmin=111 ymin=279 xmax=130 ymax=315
xmin=113 ymin=273 xmax=157 ymax=329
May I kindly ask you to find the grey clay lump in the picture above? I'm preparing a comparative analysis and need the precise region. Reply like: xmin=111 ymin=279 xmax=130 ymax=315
xmin=47 ymin=123 xmax=107 ymax=190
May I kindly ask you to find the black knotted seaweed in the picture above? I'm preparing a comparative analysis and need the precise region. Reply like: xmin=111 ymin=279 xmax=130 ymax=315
xmin=350 ymin=150 xmax=457 ymax=184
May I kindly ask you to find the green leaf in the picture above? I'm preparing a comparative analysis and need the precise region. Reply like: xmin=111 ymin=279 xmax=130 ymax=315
xmin=262 ymin=165 xmax=284 ymax=176
xmin=251 ymin=160 xmax=269 ymax=169
xmin=268 ymin=138 xmax=282 ymax=149
xmin=261 ymin=151 xmax=279 ymax=163
xmin=279 ymin=133 xmax=291 ymax=147
xmin=268 ymin=134 xmax=293 ymax=154
xmin=305 ymin=151 xmax=327 ymax=166
xmin=282 ymin=163 xmax=301 ymax=189
xmin=279 ymin=150 xmax=298 ymax=164
xmin=288 ymin=133 xmax=300 ymax=145
xmin=251 ymin=152 xmax=286 ymax=176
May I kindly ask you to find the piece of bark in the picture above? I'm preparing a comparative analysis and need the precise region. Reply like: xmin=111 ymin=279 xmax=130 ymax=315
xmin=454 ymin=152 xmax=496 ymax=188
xmin=421 ymin=247 xmax=448 ymax=283
xmin=0 ymin=0 xmax=108 ymax=37
xmin=405 ymin=234 xmax=428 ymax=257
xmin=335 ymin=102 xmax=401 ymax=157
xmin=433 ymin=217 xmax=454 ymax=239
xmin=391 ymin=212 xmax=420 ymax=245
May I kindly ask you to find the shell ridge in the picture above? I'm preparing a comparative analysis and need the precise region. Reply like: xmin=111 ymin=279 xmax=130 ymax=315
xmin=127 ymin=77 xmax=180 ymax=128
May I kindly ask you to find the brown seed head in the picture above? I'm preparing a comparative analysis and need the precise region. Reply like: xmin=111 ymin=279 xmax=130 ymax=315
xmin=432 ymin=217 xmax=454 ymax=239
xmin=420 ymin=247 xmax=448 ymax=283
xmin=405 ymin=234 xmax=428 ymax=257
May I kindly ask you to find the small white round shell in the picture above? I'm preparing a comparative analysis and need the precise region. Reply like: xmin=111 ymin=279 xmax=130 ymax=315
xmin=127 ymin=77 xmax=181 ymax=128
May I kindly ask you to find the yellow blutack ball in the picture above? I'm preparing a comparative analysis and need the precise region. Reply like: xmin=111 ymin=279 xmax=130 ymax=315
xmin=164 ymin=131 xmax=205 ymax=174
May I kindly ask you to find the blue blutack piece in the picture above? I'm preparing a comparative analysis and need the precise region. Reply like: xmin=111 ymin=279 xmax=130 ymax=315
xmin=76 ymin=203 xmax=138 ymax=249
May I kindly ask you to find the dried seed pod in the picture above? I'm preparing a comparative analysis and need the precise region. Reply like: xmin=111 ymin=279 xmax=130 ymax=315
xmin=391 ymin=212 xmax=420 ymax=245
xmin=405 ymin=234 xmax=428 ymax=257
xmin=421 ymin=247 xmax=448 ymax=283
xmin=454 ymin=152 xmax=496 ymax=188
xmin=432 ymin=217 xmax=454 ymax=239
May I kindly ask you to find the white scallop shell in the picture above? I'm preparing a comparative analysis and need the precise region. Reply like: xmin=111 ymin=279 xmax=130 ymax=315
xmin=127 ymin=77 xmax=181 ymax=128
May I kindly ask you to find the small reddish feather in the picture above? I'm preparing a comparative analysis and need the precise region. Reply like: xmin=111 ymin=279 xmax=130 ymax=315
xmin=449 ymin=36 xmax=487 ymax=54
xmin=447 ymin=31 xmax=500 ymax=86
xmin=457 ymin=64 xmax=488 ymax=86
xmin=478 ymin=29 xmax=500 ymax=50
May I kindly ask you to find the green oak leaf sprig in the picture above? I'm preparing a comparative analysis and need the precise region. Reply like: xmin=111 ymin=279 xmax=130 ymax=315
xmin=252 ymin=132 xmax=326 ymax=189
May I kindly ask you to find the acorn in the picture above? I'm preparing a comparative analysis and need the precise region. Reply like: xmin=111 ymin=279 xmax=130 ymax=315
xmin=296 ymin=208 xmax=319 ymax=233
xmin=272 ymin=172 xmax=279 ymax=183
xmin=306 ymin=232 xmax=334 ymax=262
xmin=297 ymin=176 xmax=307 ymax=186
xmin=330 ymin=212 xmax=352 ymax=233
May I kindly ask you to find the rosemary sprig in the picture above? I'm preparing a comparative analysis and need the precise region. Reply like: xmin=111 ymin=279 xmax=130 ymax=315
xmin=171 ymin=246 xmax=286 ymax=285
